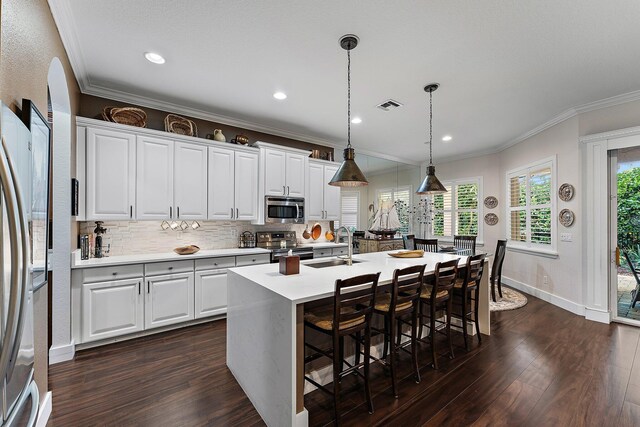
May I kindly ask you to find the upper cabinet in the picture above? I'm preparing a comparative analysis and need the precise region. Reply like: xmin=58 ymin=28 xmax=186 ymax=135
xmin=174 ymin=142 xmax=208 ymax=220
xmin=307 ymin=160 xmax=341 ymax=221
xmin=86 ymin=127 xmax=136 ymax=220
xmin=260 ymin=144 xmax=308 ymax=197
xmin=136 ymin=135 xmax=174 ymax=220
xmin=208 ymin=147 xmax=258 ymax=221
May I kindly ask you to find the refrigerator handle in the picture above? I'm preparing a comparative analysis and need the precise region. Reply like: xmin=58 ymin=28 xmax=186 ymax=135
xmin=0 ymin=136 xmax=25 ymax=382
xmin=3 ymin=135 xmax=31 ymax=381
xmin=4 ymin=378 xmax=39 ymax=427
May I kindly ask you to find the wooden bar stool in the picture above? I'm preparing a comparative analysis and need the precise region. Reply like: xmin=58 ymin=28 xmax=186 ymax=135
xmin=418 ymin=259 xmax=459 ymax=369
xmin=454 ymin=235 xmax=476 ymax=254
xmin=491 ymin=239 xmax=507 ymax=302
xmin=372 ymin=264 xmax=425 ymax=398
xmin=303 ymin=272 xmax=380 ymax=424
xmin=414 ymin=238 xmax=438 ymax=253
xmin=452 ymin=253 xmax=486 ymax=351
xmin=403 ymin=234 xmax=416 ymax=250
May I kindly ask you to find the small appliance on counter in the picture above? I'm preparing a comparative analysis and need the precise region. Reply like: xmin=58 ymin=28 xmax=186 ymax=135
xmin=256 ymin=231 xmax=314 ymax=263
xmin=93 ymin=221 xmax=109 ymax=258
xmin=239 ymin=231 xmax=256 ymax=248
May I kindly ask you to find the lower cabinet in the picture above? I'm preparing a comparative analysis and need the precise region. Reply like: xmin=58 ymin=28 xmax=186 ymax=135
xmin=81 ymin=277 xmax=144 ymax=343
xmin=195 ymin=269 xmax=228 ymax=318
xmin=145 ymin=272 xmax=195 ymax=329
xmin=359 ymin=239 xmax=404 ymax=253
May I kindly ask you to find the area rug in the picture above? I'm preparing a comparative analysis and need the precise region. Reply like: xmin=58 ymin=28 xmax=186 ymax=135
xmin=490 ymin=287 xmax=528 ymax=312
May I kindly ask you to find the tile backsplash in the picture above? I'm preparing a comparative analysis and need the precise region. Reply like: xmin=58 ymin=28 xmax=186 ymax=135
xmin=78 ymin=221 xmax=334 ymax=256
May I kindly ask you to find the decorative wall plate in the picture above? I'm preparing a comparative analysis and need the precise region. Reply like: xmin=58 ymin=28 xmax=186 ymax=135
xmin=484 ymin=213 xmax=499 ymax=226
xmin=558 ymin=183 xmax=575 ymax=202
xmin=559 ymin=209 xmax=575 ymax=227
xmin=484 ymin=196 xmax=498 ymax=209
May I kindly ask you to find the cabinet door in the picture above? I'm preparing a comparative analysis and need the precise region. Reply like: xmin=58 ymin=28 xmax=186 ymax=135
xmin=208 ymin=147 xmax=235 ymax=220
xmin=81 ymin=277 xmax=143 ymax=342
xmin=234 ymin=151 xmax=259 ymax=220
xmin=174 ymin=142 xmax=208 ymax=219
xmin=195 ymin=270 xmax=227 ymax=318
xmin=86 ymin=127 xmax=136 ymax=220
xmin=264 ymin=149 xmax=287 ymax=196
xmin=307 ymin=162 xmax=324 ymax=221
xmin=323 ymin=165 xmax=341 ymax=220
xmin=136 ymin=136 xmax=174 ymax=220
xmin=145 ymin=272 xmax=194 ymax=329
xmin=285 ymin=153 xmax=306 ymax=197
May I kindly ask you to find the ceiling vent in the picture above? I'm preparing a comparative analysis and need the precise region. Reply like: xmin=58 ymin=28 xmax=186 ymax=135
xmin=376 ymin=99 xmax=403 ymax=111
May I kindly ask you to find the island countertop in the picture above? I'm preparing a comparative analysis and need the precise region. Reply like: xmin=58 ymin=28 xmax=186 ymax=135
xmin=229 ymin=250 xmax=469 ymax=304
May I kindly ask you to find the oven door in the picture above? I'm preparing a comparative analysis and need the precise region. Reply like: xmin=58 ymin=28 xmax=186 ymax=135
xmin=265 ymin=197 xmax=304 ymax=224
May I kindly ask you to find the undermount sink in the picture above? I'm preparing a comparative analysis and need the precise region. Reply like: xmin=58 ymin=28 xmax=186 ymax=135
xmin=306 ymin=258 xmax=364 ymax=268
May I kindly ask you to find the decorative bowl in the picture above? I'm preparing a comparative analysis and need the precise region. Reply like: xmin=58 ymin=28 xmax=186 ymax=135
xmin=173 ymin=245 xmax=200 ymax=255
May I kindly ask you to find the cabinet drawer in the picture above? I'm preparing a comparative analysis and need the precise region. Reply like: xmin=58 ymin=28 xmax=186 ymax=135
xmin=195 ymin=257 xmax=236 ymax=271
xmin=313 ymin=248 xmax=332 ymax=258
xmin=144 ymin=260 xmax=194 ymax=276
xmin=332 ymin=246 xmax=348 ymax=256
xmin=82 ymin=264 xmax=144 ymax=283
xmin=235 ymin=253 xmax=270 ymax=267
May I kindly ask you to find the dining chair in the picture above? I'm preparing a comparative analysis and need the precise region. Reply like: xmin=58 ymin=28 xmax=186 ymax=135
xmin=403 ymin=234 xmax=415 ymax=250
xmin=372 ymin=264 xmax=424 ymax=397
xmin=304 ymin=272 xmax=380 ymax=423
xmin=418 ymin=258 xmax=459 ymax=369
xmin=452 ymin=253 xmax=486 ymax=351
xmin=490 ymin=240 xmax=507 ymax=302
xmin=454 ymin=235 xmax=476 ymax=254
xmin=414 ymin=238 xmax=438 ymax=253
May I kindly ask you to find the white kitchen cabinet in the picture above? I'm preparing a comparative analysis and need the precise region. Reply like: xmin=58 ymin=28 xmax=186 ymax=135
xmin=136 ymin=135 xmax=174 ymax=220
xmin=85 ymin=127 xmax=136 ymax=220
xmin=307 ymin=160 xmax=341 ymax=221
xmin=174 ymin=141 xmax=208 ymax=219
xmin=194 ymin=269 xmax=228 ymax=318
xmin=81 ymin=277 xmax=144 ymax=343
xmin=208 ymin=147 xmax=258 ymax=221
xmin=145 ymin=272 xmax=194 ymax=329
xmin=262 ymin=147 xmax=307 ymax=197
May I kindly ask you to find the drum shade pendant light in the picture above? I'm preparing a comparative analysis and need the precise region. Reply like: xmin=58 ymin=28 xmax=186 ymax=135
xmin=417 ymin=83 xmax=447 ymax=195
xmin=329 ymin=35 xmax=368 ymax=187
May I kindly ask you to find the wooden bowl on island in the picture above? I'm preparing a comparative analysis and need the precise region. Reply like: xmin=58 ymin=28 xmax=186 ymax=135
xmin=174 ymin=245 xmax=200 ymax=255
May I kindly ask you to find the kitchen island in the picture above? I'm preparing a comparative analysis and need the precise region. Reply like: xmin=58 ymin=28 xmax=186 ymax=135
xmin=226 ymin=250 xmax=490 ymax=427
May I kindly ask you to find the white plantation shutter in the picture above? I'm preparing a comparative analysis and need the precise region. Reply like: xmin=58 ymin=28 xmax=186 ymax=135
xmin=339 ymin=192 xmax=359 ymax=229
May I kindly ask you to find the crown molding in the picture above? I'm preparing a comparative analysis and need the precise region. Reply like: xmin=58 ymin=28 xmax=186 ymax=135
xmin=579 ymin=125 xmax=640 ymax=144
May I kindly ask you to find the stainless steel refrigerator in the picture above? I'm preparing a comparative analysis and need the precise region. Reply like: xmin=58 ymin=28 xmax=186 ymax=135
xmin=0 ymin=100 xmax=47 ymax=426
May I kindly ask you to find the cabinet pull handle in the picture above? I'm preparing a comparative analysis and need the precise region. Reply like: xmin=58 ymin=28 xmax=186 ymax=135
xmin=130 ymin=205 xmax=133 ymax=218
xmin=170 ymin=206 xmax=173 ymax=218
xmin=147 ymin=281 xmax=150 ymax=293
xmin=177 ymin=206 xmax=180 ymax=218
xmin=236 ymin=208 xmax=239 ymax=219
xmin=230 ymin=208 xmax=234 ymax=219
xmin=283 ymin=185 xmax=286 ymax=195
xmin=287 ymin=186 xmax=290 ymax=195
xmin=138 ymin=282 xmax=141 ymax=295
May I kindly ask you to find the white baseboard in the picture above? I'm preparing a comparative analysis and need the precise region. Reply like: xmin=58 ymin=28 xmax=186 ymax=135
xmin=36 ymin=391 xmax=52 ymax=427
xmin=502 ymin=277 xmax=585 ymax=316
xmin=585 ymin=307 xmax=611 ymax=324
xmin=49 ymin=340 xmax=75 ymax=364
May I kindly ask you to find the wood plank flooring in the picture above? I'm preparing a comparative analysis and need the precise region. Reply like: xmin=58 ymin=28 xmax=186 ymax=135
xmin=49 ymin=292 xmax=640 ymax=426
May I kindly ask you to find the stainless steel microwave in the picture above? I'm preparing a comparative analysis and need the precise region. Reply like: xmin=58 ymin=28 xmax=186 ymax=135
xmin=265 ymin=196 xmax=305 ymax=224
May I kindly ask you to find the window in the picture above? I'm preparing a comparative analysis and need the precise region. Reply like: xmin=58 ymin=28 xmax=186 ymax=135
xmin=506 ymin=157 xmax=556 ymax=251
xmin=338 ymin=191 xmax=359 ymax=229
xmin=431 ymin=178 xmax=482 ymax=241
xmin=376 ymin=186 xmax=412 ymax=234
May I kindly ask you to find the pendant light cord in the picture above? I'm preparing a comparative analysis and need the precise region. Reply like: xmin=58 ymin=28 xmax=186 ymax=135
xmin=347 ymin=48 xmax=352 ymax=149
xmin=428 ymin=89 xmax=433 ymax=165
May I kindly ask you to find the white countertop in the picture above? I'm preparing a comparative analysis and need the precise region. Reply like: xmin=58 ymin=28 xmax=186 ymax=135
xmin=71 ymin=247 xmax=271 ymax=269
xmin=228 ymin=250 xmax=473 ymax=304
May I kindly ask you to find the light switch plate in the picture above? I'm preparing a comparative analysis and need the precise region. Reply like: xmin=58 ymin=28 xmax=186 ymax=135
xmin=560 ymin=233 xmax=572 ymax=242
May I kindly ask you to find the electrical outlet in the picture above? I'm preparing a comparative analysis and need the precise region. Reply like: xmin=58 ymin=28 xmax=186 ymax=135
xmin=560 ymin=233 xmax=573 ymax=242
xmin=231 ymin=229 xmax=238 ymax=239
xmin=543 ymin=275 xmax=548 ymax=285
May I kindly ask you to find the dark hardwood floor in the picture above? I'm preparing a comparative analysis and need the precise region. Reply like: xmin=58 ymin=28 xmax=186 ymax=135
xmin=49 ymin=292 xmax=640 ymax=426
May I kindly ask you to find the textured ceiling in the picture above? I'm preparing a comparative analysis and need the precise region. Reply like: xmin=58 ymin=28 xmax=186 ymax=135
xmin=52 ymin=0 xmax=640 ymax=164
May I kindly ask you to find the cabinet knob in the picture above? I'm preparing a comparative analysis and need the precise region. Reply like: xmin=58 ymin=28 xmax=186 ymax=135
xmin=112 ymin=272 xmax=117 ymax=276
xmin=214 ymin=263 xmax=218 ymax=266
xmin=168 ymin=266 xmax=174 ymax=270
xmin=252 ymin=259 xmax=256 ymax=262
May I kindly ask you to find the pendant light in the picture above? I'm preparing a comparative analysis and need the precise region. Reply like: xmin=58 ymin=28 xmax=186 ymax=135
xmin=329 ymin=34 xmax=368 ymax=187
xmin=416 ymin=83 xmax=447 ymax=195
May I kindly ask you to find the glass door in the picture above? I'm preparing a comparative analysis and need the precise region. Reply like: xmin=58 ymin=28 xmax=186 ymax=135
xmin=610 ymin=146 xmax=640 ymax=324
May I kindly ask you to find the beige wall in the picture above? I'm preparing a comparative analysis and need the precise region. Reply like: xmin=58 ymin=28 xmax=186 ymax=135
xmin=0 ymin=0 xmax=80 ymax=400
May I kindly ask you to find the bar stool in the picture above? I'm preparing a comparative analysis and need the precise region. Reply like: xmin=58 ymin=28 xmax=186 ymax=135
xmin=414 ymin=238 xmax=438 ymax=253
xmin=372 ymin=264 xmax=425 ymax=398
xmin=451 ymin=253 xmax=486 ymax=351
xmin=454 ymin=235 xmax=476 ymax=254
xmin=418 ymin=259 xmax=459 ymax=369
xmin=402 ymin=234 xmax=415 ymax=250
xmin=303 ymin=272 xmax=380 ymax=423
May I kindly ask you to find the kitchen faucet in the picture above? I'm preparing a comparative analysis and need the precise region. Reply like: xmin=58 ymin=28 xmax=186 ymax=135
xmin=335 ymin=226 xmax=353 ymax=266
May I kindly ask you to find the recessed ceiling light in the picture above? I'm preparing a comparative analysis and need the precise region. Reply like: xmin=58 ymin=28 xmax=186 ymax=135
xmin=351 ymin=117 xmax=362 ymax=124
xmin=144 ymin=52 xmax=165 ymax=64
xmin=442 ymin=135 xmax=453 ymax=142
xmin=273 ymin=92 xmax=287 ymax=100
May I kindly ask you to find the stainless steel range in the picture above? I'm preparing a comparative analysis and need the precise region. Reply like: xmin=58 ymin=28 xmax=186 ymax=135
xmin=256 ymin=231 xmax=314 ymax=263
